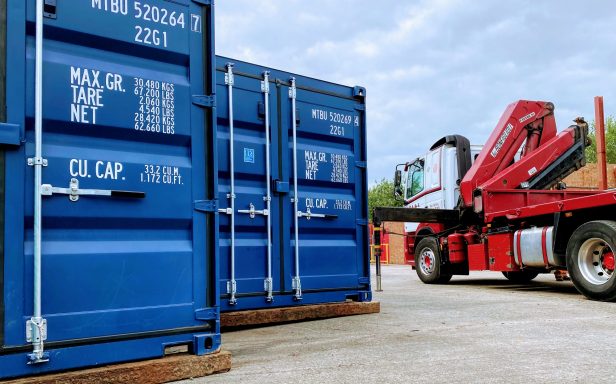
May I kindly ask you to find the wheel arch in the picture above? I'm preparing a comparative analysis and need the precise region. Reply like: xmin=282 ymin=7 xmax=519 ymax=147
xmin=415 ymin=223 xmax=444 ymax=241
xmin=415 ymin=227 xmax=434 ymax=240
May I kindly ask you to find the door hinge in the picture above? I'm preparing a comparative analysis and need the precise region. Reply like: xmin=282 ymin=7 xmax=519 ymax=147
xmin=358 ymin=277 xmax=370 ymax=285
xmin=192 ymin=95 xmax=216 ymax=108
xmin=194 ymin=307 xmax=219 ymax=321
xmin=258 ymin=102 xmax=266 ymax=118
xmin=194 ymin=199 xmax=218 ymax=213
xmin=44 ymin=0 xmax=57 ymax=19
xmin=357 ymin=219 xmax=368 ymax=226
xmin=355 ymin=161 xmax=367 ymax=169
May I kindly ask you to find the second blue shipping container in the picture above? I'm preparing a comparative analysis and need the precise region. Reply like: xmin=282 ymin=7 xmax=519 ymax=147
xmin=216 ymin=56 xmax=371 ymax=311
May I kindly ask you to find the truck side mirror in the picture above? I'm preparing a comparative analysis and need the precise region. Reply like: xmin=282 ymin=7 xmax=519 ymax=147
xmin=394 ymin=169 xmax=403 ymax=199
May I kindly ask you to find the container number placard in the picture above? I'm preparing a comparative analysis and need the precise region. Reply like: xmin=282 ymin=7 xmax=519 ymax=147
xmin=90 ymin=0 xmax=201 ymax=50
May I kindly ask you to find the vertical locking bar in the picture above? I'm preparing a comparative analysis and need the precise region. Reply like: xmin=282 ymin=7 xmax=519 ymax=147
xmin=28 ymin=0 xmax=49 ymax=364
xmin=262 ymin=72 xmax=273 ymax=302
xmin=225 ymin=63 xmax=237 ymax=305
xmin=289 ymin=78 xmax=302 ymax=300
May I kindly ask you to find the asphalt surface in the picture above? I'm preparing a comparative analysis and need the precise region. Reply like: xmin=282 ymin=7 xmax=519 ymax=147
xmin=183 ymin=265 xmax=616 ymax=383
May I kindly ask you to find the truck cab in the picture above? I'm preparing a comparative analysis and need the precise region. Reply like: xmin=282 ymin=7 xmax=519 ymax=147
xmin=394 ymin=136 xmax=481 ymax=265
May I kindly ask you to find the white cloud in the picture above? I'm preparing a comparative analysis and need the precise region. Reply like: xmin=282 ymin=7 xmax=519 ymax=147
xmin=374 ymin=66 xmax=436 ymax=82
xmin=216 ymin=0 xmax=616 ymax=183
xmin=353 ymin=41 xmax=380 ymax=58
xmin=386 ymin=0 xmax=459 ymax=44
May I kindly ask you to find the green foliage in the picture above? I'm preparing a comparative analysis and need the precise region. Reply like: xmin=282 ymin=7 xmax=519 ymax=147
xmin=585 ymin=116 xmax=616 ymax=163
xmin=368 ymin=178 xmax=404 ymax=219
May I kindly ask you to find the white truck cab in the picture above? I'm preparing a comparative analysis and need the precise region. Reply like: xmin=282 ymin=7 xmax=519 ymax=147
xmin=393 ymin=136 xmax=481 ymax=264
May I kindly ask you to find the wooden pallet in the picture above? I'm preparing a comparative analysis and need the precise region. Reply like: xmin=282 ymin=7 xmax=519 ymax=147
xmin=2 ymin=350 xmax=231 ymax=384
xmin=222 ymin=301 xmax=380 ymax=330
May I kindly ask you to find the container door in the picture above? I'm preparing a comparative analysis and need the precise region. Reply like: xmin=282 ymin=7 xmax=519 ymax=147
xmin=2 ymin=0 xmax=217 ymax=348
xmin=217 ymin=60 xmax=369 ymax=308
xmin=283 ymin=82 xmax=368 ymax=297
xmin=217 ymin=64 xmax=280 ymax=306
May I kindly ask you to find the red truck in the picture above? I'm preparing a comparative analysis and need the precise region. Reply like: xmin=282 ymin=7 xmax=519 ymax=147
xmin=374 ymin=100 xmax=616 ymax=301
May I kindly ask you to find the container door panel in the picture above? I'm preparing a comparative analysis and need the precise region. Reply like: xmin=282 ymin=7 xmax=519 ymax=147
xmin=217 ymin=68 xmax=279 ymax=301
xmin=286 ymin=88 xmax=365 ymax=291
xmin=3 ymin=0 xmax=214 ymax=346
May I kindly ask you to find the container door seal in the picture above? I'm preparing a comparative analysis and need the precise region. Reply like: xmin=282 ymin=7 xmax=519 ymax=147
xmin=0 ymin=149 xmax=4 ymax=347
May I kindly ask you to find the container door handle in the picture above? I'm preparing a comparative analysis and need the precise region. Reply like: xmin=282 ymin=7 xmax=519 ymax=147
xmin=237 ymin=203 xmax=269 ymax=219
xmin=41 ymin=178 xmax=145 ymax=202
xmin=297 ymin=208 xmax=338 ymax=220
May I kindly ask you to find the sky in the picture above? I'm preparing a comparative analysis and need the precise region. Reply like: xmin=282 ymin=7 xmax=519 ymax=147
xmin=215 ymin=0 xmax=616 ymax=185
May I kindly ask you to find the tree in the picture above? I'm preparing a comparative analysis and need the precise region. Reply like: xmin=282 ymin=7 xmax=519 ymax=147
xmin=585 ymin=116 xmax=616 ymax=163
xmin=368 ymin=178 xmax=404 ymax=220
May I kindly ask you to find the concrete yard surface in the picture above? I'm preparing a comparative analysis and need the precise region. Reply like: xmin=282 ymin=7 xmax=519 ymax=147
xmin=181 ymin=265 xmax=616 ymax=383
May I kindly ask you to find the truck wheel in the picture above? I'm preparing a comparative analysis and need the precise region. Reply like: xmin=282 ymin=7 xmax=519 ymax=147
xmin=414 ymin=237 xmax=452 ymax=284
xmin=501 ymin=271 xmax=539 ymax=283
xmin=567 ymin=220 xmax=616 ymax=301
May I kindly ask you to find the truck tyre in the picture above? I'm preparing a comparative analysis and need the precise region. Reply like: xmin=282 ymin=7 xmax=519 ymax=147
xmin=501 ymin=271 xmax=539 ymax=283
xmin=414 ymin=237 xmax=452 ymax=284
xmin=566 ymin=220 xmax=616 ymax=301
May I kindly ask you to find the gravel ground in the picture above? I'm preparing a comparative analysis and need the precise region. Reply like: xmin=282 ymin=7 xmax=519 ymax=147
xmin=182 ymin=265 xmax=616 ymax=383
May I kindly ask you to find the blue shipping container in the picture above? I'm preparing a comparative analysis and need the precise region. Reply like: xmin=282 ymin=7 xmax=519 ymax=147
xmin=216 ymin=56 xmax=371 ymax=311
xmin=0 ymin=1 xmax=219 ymax=378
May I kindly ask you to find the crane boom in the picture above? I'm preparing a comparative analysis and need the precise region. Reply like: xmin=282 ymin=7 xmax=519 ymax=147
xmin=459 ymin=100 xmax=588 ymax=211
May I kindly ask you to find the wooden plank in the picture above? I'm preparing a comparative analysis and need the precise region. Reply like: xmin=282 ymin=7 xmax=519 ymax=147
xmin=222 ymin=301 xmax=380 ymax=330
xmin=2 ymin=351 xmax=232 ymax=384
